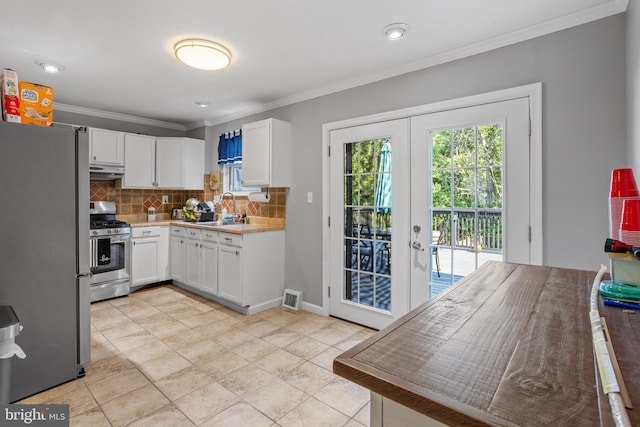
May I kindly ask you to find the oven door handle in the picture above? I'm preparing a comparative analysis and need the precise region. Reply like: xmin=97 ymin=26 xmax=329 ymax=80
xmin=109 ymin=237 xmax=130 ymax=244
xmin=90 ymin=239 xmax=96 ymax=269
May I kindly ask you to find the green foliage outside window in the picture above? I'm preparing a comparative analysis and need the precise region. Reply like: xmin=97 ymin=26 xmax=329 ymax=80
xmin=431 ymin=124 xmax=503 ymax=209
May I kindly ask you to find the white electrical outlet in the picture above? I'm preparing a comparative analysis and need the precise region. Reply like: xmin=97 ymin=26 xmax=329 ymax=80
xmin=307 ymin=192 xmax=313 ymax=203
xmin=162 ymin=195 xmax=168 ymax=204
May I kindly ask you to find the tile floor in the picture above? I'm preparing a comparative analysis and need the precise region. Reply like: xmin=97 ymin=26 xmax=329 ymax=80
xmin=19 ymin=285 xmax=376 ymax=426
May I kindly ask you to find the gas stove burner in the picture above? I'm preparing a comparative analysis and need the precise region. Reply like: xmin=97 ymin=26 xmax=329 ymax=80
xmin=89 ymin=207 xmax=130 ymax=230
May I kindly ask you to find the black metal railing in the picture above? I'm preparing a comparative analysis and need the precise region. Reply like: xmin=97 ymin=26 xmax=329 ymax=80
xmin=432 ymin=209 xmax=502 ymax=252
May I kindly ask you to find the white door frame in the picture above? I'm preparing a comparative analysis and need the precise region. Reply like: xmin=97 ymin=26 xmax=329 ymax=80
xmin=321 ymin=83 xmax=542 ymax=316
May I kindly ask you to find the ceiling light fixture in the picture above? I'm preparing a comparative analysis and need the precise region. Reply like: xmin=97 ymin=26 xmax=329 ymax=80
xmin=194 ymin=101 xmax=210 ymax=108
xmin=35 ymin=60 xmax=65 ymax=73
xmin=174 ymin=39 xmax=231 ymax=70
xmin=382 ymin=23 xmax=410 ymax=40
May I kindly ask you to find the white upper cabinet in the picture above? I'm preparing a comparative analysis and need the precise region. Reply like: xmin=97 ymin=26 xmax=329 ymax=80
xmin=89 ymin=128 xmax=124 ymax=166
xmin=123 ymin=134 xmax=156 ymax=188
xmin=157 ymin=137 xmax=204 ymax=190
xmin=123 ymin=136 xmax=204 ymax=190
xmin=241 ymin=118 xmax=291 ymax=187
xmin=156 ymin=138 xmax=184 ymax=188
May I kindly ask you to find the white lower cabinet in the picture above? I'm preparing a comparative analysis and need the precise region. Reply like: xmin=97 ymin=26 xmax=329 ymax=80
xmin=185 ymin=228 xmax=202 ymax=289
xmin=170 ymin=226 xmax=187 ymax=283
xmin=170 ymin=225 xmax=284 ymax=313
xmin=201 ymin=230 xmax=218 ymax=295
xmin=217 ymin=231 xmax=284 ymax=309
xmin=218 ymin=239 xmax=242 ymax=304
xmin=131 ymin=226 xmax=170 ymax=287
xmin=181 ymin=227 xmax=219 ymax=294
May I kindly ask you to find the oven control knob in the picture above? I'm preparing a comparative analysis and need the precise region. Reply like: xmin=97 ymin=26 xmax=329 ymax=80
xmin=106 ymin=229 xmax=111 ymax=235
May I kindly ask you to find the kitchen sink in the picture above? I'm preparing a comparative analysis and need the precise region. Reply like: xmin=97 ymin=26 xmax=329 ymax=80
xmin=196 ymin=221 xmax=234 ymax=226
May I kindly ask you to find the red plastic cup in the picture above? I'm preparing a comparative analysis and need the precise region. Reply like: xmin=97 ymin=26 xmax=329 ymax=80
xmin=620 ymin=198 xmax=640 ymax=231
xmin=610 ymin=168 xmax=639 ymax=197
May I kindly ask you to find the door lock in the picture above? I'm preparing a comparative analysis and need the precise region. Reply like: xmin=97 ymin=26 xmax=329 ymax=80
xmin=413 ymin=225 xmax=421 ymax=232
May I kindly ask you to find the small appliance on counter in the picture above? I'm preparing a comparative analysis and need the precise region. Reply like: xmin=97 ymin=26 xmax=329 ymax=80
xmin=172 ymin=208 xmax=185 ymax=220
xmin=183 ymin=198 xmax=215 ymax=222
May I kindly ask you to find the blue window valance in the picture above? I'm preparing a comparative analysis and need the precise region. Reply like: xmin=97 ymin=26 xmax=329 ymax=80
xmin=217 ymin=129 xmax=242 ymax=165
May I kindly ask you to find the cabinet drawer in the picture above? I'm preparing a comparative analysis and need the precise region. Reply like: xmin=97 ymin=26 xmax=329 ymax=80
xmin=202 ymin=229 xmax=218 ymax=242
xmin=132 ymin=226 xmax=161 ymax=238
xmin=186 ymin=228 xmax=202 ymax=240
xmin=172 ymin=226 xmax=186 ymax=236
xmin=219 ymin=232 xmax=242 ymax=247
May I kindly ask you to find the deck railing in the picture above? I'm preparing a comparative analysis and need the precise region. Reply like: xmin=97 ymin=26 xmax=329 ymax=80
xmin=432 ymin=209 xmax=502 ymax=252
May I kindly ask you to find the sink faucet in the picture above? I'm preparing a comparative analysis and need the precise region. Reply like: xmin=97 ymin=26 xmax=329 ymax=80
xmin=221 ymin=192 xmax=236 ymax=215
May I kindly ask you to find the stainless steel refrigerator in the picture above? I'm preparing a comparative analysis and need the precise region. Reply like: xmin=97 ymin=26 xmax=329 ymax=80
xmin=0 ymin=120 xmax=90 ymax=402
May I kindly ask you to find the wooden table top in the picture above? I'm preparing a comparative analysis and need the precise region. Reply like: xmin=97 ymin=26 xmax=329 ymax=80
xmin=333 ymin=261 xmax=640 ymax=426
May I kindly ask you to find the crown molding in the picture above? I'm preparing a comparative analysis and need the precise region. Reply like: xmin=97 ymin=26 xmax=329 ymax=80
xmin=54 ymin=102 xmax=186 ymax=131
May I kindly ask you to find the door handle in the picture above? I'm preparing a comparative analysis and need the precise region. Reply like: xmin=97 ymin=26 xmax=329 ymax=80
xmin=412 ymin=241 xmax=425 ymax=251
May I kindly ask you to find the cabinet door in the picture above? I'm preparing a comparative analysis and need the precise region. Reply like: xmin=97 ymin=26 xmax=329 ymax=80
xmin=89 ymin=128 xmax=124 ymax=166
xmin=202 ymin=241 xmax=218 ymax=295
xmin=131 ymin=238 xmax=159 ymax=286
xmin=183 ymin=138 xmax=204 ymax=190
xmin=156 ymin=138 xmax=184 ymax=188
xmin=186 ymin=239 xmax=202 ymax=288
xmin=157 ymin=227 xmax=170 ymax=280
xmin=218 ymin=244 xmax=242 ymax=304
xmin=170 ymin=235 xmax=186 ymax=283
xmin=124 ymin=134 xmax=156 ymax=188
xmin=241 ymin=119 xmax=271 ymax=186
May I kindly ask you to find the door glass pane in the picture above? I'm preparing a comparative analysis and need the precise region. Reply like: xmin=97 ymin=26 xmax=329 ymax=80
xmin=430 ymin=125 xmax=504 ymax=298
xmin=343 ymin=138 xmax=392 ymax=311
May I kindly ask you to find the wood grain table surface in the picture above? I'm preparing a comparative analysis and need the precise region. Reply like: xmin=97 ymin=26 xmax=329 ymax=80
xmin=333 ymin=261 xmax=640 ymax=426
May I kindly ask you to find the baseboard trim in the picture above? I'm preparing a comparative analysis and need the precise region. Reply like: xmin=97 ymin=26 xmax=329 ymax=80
xmin=301 ymin=301 xmax=324 ymax=316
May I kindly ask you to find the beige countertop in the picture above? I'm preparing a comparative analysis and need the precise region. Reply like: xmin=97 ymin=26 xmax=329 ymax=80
xmin=120 ymin=214 xmax=285 ymax=234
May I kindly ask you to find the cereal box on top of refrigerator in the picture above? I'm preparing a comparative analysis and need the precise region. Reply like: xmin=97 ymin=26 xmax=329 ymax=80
xmin=19 ymin=82 xmax=53 ymax=126
xmin=1 ymin=69 xmax=21 ymax=123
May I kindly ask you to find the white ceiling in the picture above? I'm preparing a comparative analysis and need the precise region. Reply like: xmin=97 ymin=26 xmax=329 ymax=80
xmin=0 ymin=0 xmax=627 ymax=130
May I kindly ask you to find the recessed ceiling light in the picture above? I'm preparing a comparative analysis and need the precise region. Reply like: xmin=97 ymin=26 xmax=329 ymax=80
xmin=194 ymin=101 xmax=210 ymax=108
xmin=382 ymin=23 xmax=410 ymax=40
xmin=35 ymin=60 xmax=65 ymax=73
xmin=174 ymin=39 xmax=231 ymax=70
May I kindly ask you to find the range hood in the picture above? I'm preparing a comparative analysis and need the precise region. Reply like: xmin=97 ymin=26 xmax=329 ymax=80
xmin=89 ymin=164 xmax=124 ymax=180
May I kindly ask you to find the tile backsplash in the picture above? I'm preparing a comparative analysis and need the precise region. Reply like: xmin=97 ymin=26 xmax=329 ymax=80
xmin=90 ymin=174 xmax=286 ymax=220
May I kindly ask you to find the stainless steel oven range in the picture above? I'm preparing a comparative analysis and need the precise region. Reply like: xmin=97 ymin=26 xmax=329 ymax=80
xmin=89 ymin=201 xmax=131 ymax=302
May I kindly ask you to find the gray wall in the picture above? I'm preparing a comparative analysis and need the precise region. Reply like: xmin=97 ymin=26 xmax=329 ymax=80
xmin=630 ymin=1 xmax=640 ymax=172
xmin=203 ymin=14 xmax=627 ymax=307
xmin=53 ymin=110 xmax=185 ymax=137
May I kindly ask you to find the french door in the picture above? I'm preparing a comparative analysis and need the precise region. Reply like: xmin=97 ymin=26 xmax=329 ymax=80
xmin=410 ymin=98 xmax=531 ymax=303
xmin=328 ymin=94 xmax=535 ymax=330
xmin=329 ymin=120 xmax=410 ymax=330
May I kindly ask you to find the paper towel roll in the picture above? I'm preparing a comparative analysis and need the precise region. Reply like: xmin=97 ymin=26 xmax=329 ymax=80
xmin=248 ymin=192 xmax=271 ymax=202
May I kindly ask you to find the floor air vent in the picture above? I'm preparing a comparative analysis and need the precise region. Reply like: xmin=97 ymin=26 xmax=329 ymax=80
xmin=282 ymin=289 xmax=302 ymax=310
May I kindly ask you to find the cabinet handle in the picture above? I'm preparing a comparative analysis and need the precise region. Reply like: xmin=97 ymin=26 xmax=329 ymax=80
xmin=236 ymin=250 xmax=239 ymax=256
xmin=225 ymin=237 xmax=232 ymax=241
xmin=93 ymin=155 xmax=96 ymax=160
xmin=143 ymin=230 xmax=151 ymax=234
